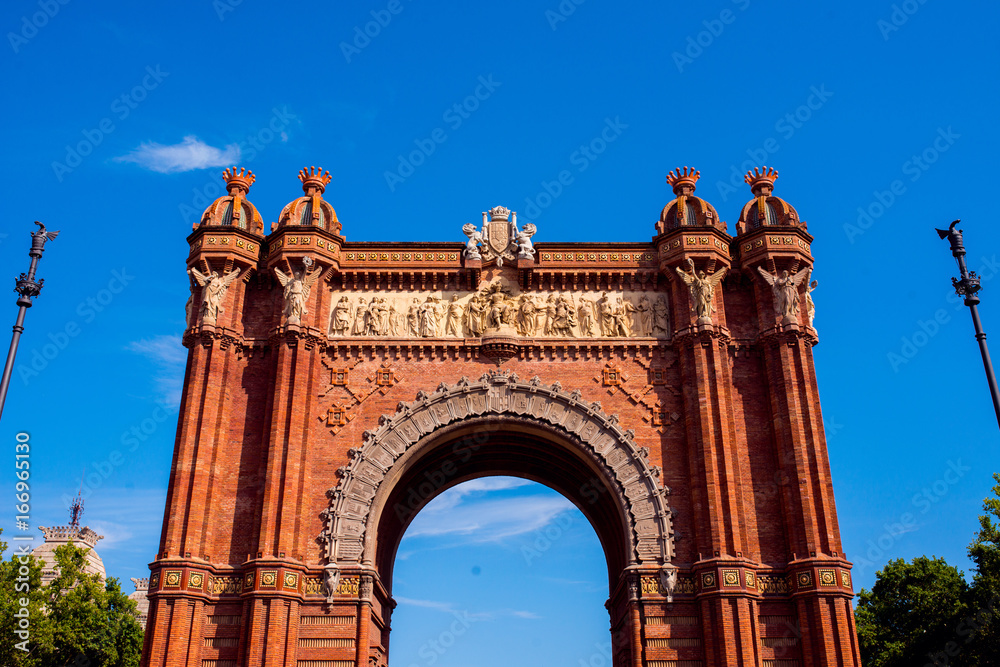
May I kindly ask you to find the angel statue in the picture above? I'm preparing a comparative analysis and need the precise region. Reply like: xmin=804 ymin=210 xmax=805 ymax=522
xmin=188 ymin=266 xmax=241 ymax=325
xmin=804 ymin=269 xmax=818 ymax=327
xmin=461 ymin=223 xmax=484 ymax=260
xmin=515 ymin=223 xmax=537 ymax=259
xmin=757 ymin=265 xmax=811 ymax=322
xmin=675 ymin=258 xmax=726 ymax=322
xmin=274 ymin=258 xmax=322 ymax=325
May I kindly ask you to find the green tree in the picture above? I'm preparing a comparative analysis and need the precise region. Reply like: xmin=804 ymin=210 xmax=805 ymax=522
xmin=855 ymin=555 xmax=971 ymax=667
xmin=0 ymin=531 xmax=143 ymax=667
xmin=0 ymin=528 xmax=46 ymax=666
xmin=966 ymin=472 xmax=1000 ymax=664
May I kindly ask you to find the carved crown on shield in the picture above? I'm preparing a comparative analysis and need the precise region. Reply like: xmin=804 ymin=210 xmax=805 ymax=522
xmin=462 ymin=205 xmax=534 ymax=267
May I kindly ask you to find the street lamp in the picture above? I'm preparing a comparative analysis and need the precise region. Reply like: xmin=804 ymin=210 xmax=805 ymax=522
xmin=0 ymin=221 xmax=59 ymax=423
xmin=936 ymin=220 xmax=1000 ymax=430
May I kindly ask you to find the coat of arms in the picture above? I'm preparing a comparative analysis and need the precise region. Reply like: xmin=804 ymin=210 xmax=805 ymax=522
xmin=462 ymin=206 xmax=536 ymax=267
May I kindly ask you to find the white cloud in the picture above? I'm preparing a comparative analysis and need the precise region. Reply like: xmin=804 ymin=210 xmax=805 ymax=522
xmin=127 ymin=335 xmax=186 ymax=407
xmin=394 ymin=597 xmax=540 ymax=622
xmin=395 ymin=596 xmax=459 ymax=613
xmin=115 ymin=135 xmax=241 ymax=173
xmin=403 ymin=490 xmax=575 ymax=542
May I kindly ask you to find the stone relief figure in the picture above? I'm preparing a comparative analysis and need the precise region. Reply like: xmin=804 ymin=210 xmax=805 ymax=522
xmin=515 ymin=223 xmax=537 ymax=259
xmin=597 ymin=292 xmax=615 ymax=336
xmin=675 ymin=258 xmax=727 ymax=322
xmin=388 ymin=303 xmax=404 ymax=336
xmin=418 ymin=297 xmax=443 ymax=337
xmin=329 ymin=296 xmax=353 ymax=336
xmin=188 ymin=267 xmax=241 ymax=325
xmin=550 ymin=294 xmax=578 ymax=337
xmin=274 ymin=258 xmax=322 ymax=325
xmin=365 ymin=298 xmax=380 ymax=336
xmin=635 ymin=295 xmax=652 ymax=336
xmin=406 ymin=298 xmax=420 ymax=336
xmin=615 ymin=297 xmax=635 ymax=337
xmin=660 ymin=565 xmax=678 ymax=603
xmin=352 ymin=298 xmax=368 ymax=335
xmin=804 ymin=269 xmax=818 ymax=327
xmin=445 ymin=295 xmax=464 ymax=337
xmin=484 ymin=283 xmax=514 ymax=330
xmin=464 ymin=294 xmax=485 ymax=337
xmin=757 ymin=265 xmax=810 ymax=321
xmin=323 ymin=565 xmax=340 ymax=604
xmin=652 ymin=296 xmax=670 ymax=336
xmin=461 ymin=223 xmax=484 ymax=260
xmin=516 ymin=294 xmax=538 ymax=337
xmin=542 ymin=294 xmax=556 ymax=336
xmin=578 ymin=298 xmax=596 ymax=337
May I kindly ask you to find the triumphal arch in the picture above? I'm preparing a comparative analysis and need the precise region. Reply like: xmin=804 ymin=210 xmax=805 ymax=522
xmin=142 ymin=165 xmax=861 ymax=666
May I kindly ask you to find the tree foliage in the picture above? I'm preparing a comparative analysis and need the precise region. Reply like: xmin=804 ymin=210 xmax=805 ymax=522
xmin=856 ymin=474 xmax=1000 ymax=667
xmin=966 ymin=472 xmax=1000 ymax=664
xmin=855 ymin=556 xmax=971 ymax=667
xmin=0 ymin=530 xmax=143 ymax=667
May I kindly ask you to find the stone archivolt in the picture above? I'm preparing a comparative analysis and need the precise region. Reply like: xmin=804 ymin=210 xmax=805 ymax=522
xmin=319 ymin=371 xmax=676 ymax=585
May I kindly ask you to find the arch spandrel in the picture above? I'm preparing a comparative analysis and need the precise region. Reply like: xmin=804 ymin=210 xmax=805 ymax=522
xmin=319 ymin=370 xmax=676 ymax=592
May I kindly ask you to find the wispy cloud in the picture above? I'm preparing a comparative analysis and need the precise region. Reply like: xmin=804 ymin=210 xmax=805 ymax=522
xmin=395 ymin=596 xmax=459 ymax=613
xmin=127 ymin=335 xmax=186 ymax=407
xmin=403 ymin=483 xmax=575 ymax=542
xmin=395 ymin=597 xmax=540 ymax=621
xmin=115 ymin=135 xmax=241 ymax=173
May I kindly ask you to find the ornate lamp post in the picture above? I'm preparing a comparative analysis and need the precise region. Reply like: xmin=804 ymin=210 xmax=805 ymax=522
xmin=937 ymin=220 xmax=1000 ymax=429
xmin=0 ymin=222 xmax=59 ymax=423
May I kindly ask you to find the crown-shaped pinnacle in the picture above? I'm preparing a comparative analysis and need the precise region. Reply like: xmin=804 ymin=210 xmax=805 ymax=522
xmin=666 ymin=166 xmax=700 ymax=195
xmin=298 ymin=166 xmax=332 ymax=194
xmin=222 ymin=167 xmax=256 ymax=194
xmin=744 ymin=166 xmax=779 ymax=195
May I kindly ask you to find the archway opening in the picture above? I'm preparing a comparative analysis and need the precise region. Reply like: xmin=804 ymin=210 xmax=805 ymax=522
xmin=389 ymin=476 xmax=611 ymax=666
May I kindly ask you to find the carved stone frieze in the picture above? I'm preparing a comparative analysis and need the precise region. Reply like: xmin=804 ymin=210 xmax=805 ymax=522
xmin=319 ymin=373 xmax=676 ymax=571
xmin=326 ymin=282 xmax=670 ymax=341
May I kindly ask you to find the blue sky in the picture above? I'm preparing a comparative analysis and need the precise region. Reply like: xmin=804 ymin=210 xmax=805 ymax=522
xmin=1 ymin=0 xmax=998 ymax=663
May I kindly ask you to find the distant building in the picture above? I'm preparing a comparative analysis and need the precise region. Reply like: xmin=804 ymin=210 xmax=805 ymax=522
xmin=35 ymin=491 xmax=105 ymax=587
xmin=129 ymin=578 xmax=149 ymax=629
xmin=34 ymin=524 xmax=106 ymax=587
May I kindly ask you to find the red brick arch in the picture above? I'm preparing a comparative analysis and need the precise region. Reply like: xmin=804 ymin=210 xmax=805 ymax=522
xmin=319 ymin=370 xmax=677 ymax=594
